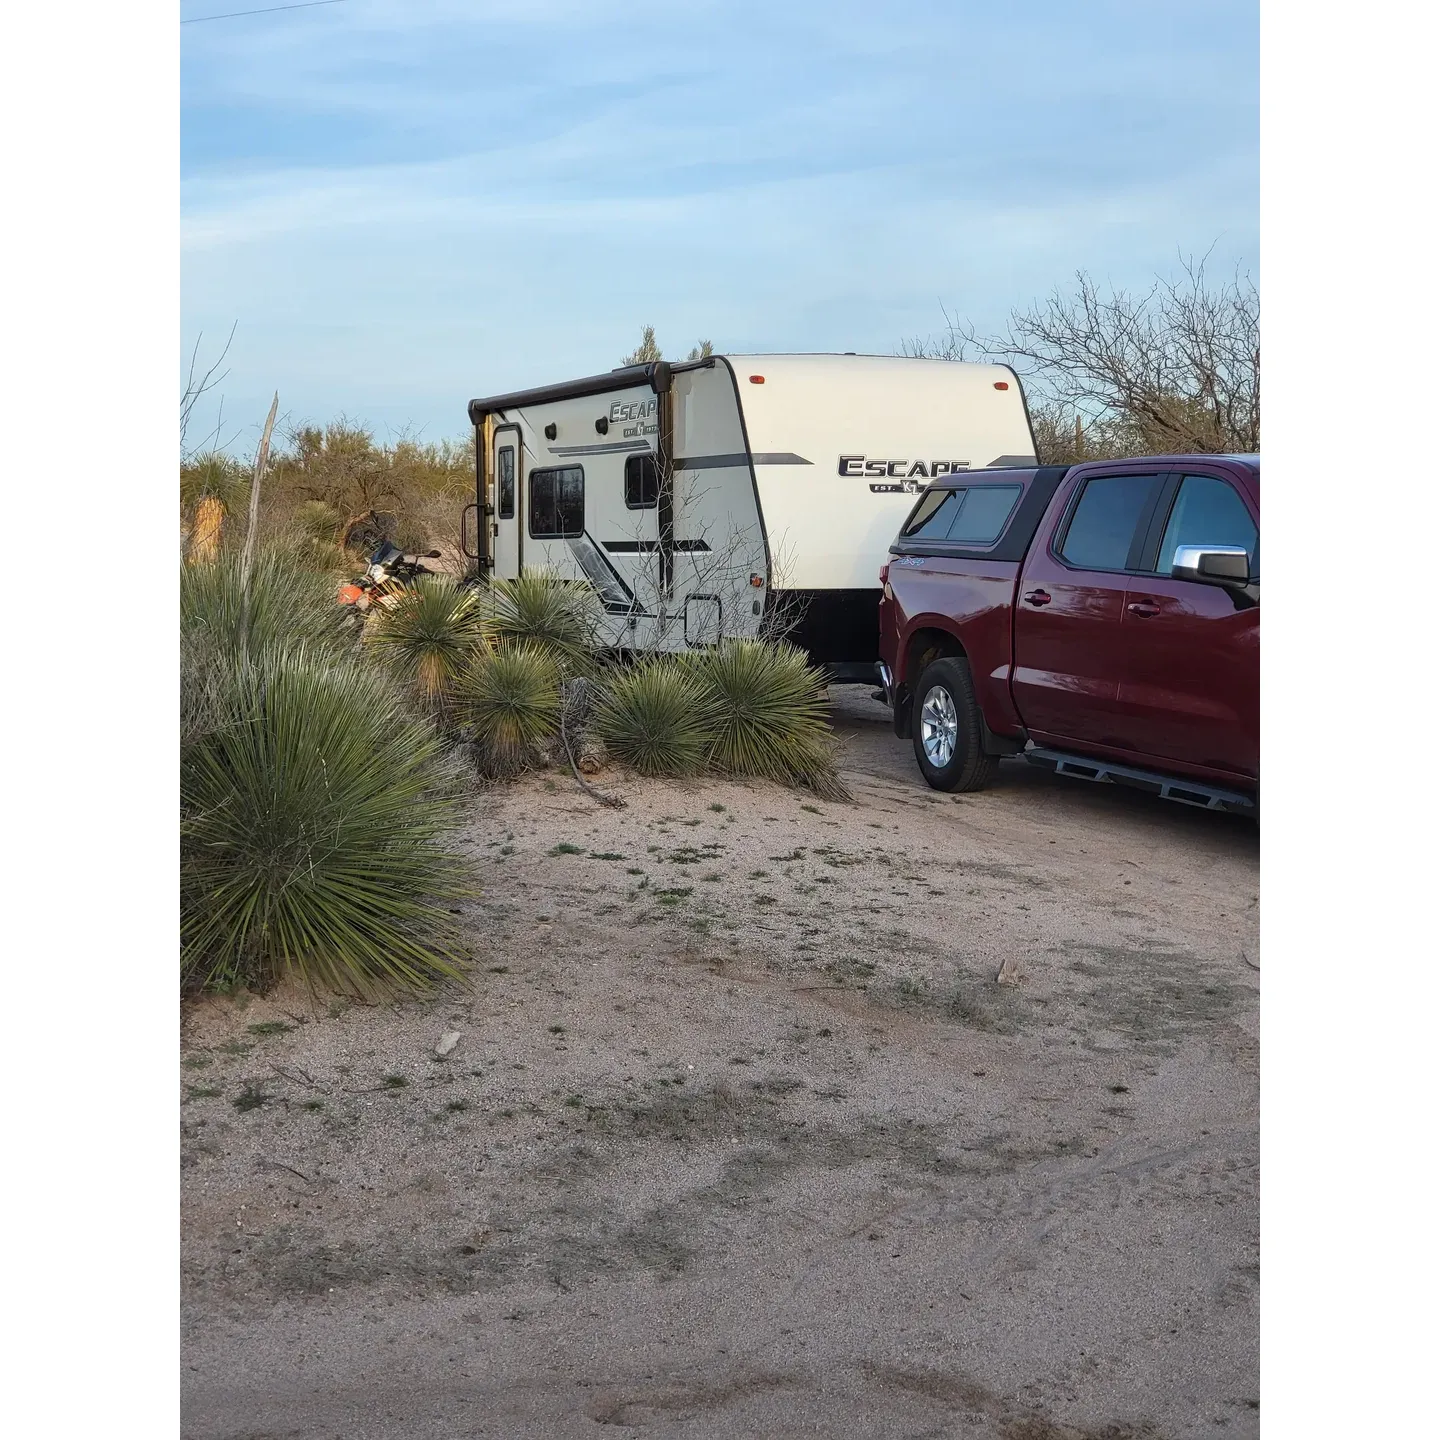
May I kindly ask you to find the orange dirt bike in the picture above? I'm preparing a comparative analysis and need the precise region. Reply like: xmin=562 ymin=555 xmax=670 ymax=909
xmin=337 ymin=541 xmax=443 ymax=622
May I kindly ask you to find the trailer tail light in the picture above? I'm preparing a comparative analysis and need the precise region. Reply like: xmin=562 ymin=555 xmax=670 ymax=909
xmin=749 ymin=374 xmax=765 ymax=384
xmin=749 ymin=573 xmax=764 ymax=587
xmin=993 ymin=381 xmax=1009 ymax=390
xmin=878 ymin=563 xmax=889 ymax=585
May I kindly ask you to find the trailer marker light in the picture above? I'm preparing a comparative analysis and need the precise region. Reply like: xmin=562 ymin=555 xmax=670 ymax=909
xmin=749 ymin=573 xmax=764 ymax=587
xmin=749 ymin=374 xmax=765 ymax=384
xmin=993 ymin=381 xmax=1009 ymax=390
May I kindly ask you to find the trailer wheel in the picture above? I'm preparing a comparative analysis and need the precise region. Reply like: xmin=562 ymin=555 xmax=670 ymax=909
xmin=911 ymin=657 xmax=1000 ymax=792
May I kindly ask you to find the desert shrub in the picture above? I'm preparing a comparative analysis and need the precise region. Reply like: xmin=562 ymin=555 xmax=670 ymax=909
xmin=180 ymin=547 xmax=347 ymax=658
xmin=685 ymin=639 xmax=849 ymax=800
xmin=592 ymin=659 xmax=709 ymax=776
xmin=453 ymin=641 xmax=561 ymax=775
xmin=180 ymin=451 xmax=251 ymax=523
xmin=365 ymin=576 xmax=490 ymax=710
xmin=480 ymin=572 xmax=599 ymax=674
xmin=180 ymin=644 xmax=472 ymax=996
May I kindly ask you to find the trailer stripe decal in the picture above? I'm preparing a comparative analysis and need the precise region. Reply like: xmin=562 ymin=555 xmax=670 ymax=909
xmin=548 ymin=439 xmax=655 ymax=457
xmin=674 ymin=452 xmax=811 ymax=469
xmin=601 ymin=539 xmax=712 ymax=553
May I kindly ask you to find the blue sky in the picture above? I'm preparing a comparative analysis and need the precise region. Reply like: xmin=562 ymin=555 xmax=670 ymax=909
xmin=181 ymin=0 xmax=1257 ymax=453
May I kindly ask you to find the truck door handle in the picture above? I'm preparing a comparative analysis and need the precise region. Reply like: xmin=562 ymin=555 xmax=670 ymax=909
xmin=1127 ymin=601 xmax=1160 ymax=618
xmin=1023 ymin=589 xmax=1051 ymax=607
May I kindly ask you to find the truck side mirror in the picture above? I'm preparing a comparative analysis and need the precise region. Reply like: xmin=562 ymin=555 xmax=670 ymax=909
xmin=1171 ymin=544 xmax=1250 ymax=586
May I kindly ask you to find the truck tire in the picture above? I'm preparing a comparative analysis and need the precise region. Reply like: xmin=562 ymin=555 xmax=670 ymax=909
xmin=911 ymin=656 xmax=1000 ymax=792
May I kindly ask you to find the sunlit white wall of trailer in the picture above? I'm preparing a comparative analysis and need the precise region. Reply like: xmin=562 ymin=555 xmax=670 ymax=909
xmin=726 ymin=354 xmax=1036 ymax=591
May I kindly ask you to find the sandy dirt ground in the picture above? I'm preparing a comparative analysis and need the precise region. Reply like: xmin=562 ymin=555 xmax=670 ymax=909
xmin=181 ymin=690 xmax=1259 ymax=1440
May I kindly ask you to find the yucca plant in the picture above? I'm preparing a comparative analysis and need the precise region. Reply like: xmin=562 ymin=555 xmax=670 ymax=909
xmin=180 ymin=644 xmax=473 ymax=996
xmin=180 ymin=545 xmax=348 ymax=658
xmin=687 ymin=639 xmax=850 ymax=800
xmin=181 ymin=452 xmax=252 ymax=562
xmin=593 ymin=658 xmax=709 ymax=776
xmin=481 ymin=572 xmax=600 ymax=674
xmin=365 ymin=576 xmax=490 ymax=711
xmin=453 ymin=641 xmax=561 ymax=775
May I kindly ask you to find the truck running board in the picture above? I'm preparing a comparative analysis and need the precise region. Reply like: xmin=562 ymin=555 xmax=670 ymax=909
xmin=1024 ymin=747 xmax=1257 ymax=814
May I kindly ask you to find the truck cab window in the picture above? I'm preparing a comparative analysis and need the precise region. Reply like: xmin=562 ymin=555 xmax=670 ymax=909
xmin=529 ymin=465 xmax=585 ymax=538
xmin=1154 ymin=475 xmax=1258 ymax=576
xmin=625 ymin=452 xmax=660 ymax=509
xmin=498 ymin=446 xmax=515 ymax=520
xmin=1058 ymin=474 xmax=1156 ymax=571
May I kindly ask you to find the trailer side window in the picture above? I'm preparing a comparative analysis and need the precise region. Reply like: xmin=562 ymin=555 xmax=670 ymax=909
xmin=529 ymin=465 xmax=585 ymax=539
xmin=498 ymin=446 xmax=515 ymax=520
xmin=625 ymin=452 xmax=660 ymax=509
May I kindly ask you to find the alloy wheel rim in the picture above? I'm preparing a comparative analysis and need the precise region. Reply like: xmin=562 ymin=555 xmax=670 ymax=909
xmin=920 ymin=685 xmax=958 ymax=767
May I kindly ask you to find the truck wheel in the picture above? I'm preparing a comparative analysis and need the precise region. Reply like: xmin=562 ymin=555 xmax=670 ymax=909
xmin=911 ymin=656 xmax=1000 ymax=792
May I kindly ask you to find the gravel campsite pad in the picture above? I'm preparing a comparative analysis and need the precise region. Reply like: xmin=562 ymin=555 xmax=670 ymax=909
xmin=181 ymin=690 xmax=1259 ymax=1440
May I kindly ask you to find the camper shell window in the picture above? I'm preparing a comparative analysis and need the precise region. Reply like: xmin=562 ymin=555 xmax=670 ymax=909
xmin=625 ymin=452 xmax=660 ymax=510
xmin=900 ymin=484 xmax=1022 ymax=546
xmin=529 ymin=465 xmax=585 ymax=538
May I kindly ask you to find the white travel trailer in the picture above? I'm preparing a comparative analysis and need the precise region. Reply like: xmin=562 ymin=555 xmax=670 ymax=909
xmin=465 ymin=353 xmax=1036 ymax=679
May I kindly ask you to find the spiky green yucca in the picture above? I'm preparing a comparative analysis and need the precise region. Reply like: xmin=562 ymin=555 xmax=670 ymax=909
xmin=181 ymin=547 xmax=347 ymax=659
xmin=687 ymin=639 xmax=849 ymax=799
xmin=453 ymin=641 xmax=561 ymax=772
xmin=481 ymin=572 xmax=599 ymax=674
xmin=366 ymin=576 xmax=490 ymax=706
xmin=180 ymin=451 xmax=250 ymax=519
xmin=593 ymin=659 xmax=709 ymax=776
xmin=181 ymin=645 xmax=472 ymax=996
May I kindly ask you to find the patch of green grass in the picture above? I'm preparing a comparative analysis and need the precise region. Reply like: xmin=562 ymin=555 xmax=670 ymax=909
xmin=186 ymin=1086 xmax=222 ymax=1100
xmin=247 ymin=1020 xmax=293 ymax=1036
xmin=800 ymin=804 xmax=822 ymax=814
xmin=564 ymin=1094 xmax=583 ymax=1108
xmin=548 ymin=1024 xmax=566 ymax=1034
xmin=709 ymin=802 xmax=726 ymax=812
xmin=233 ymin=1086 xmax=267 ymax=1112
xmin=589 ymin=851 xmax=625 ymax=861
xmin=382 ymin=1074 xmax=409 ymax=1090
xmin=896 ymin=977 xmax=925 ymax=998
xmin=182 ymin=1055 xmax=211 ymax=1070
xmin=488 ymin=965 xmax=509 ymax=973
xmin=769 ymin=849 xmax=805 ymax=862
xmin=646 ymin=844 xmax=662 ymax=853
xmin=303 ymin=1099 xmax=325 ymax=1112
xmin=654 ymin=887 xmax=694 ymax=906
xmin=217 ymin=1041 xmax=253 ymax=1056
xmin=748 ymin=869 xmax=769 ymax=879
xmin=549 ymin=842 xmax=584 ymax=856
xmin=701 ymin=872 xmax=723 ymax=882
xmin=626 ymin=866 xmax=644 ymax=875
xmin=446 ymin=1099 xmax=471 ymax=1113
xmin=753 ymin=894 xmax=777 ymax=905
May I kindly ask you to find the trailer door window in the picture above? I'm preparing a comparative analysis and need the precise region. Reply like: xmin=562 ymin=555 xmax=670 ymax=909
xmin=498 ymin=446 xmax=515 ymax=520
xmin=625 ymin=452 xmax=660 ymax=509
xmin=529 ymin=465 xmax=585 ymax=538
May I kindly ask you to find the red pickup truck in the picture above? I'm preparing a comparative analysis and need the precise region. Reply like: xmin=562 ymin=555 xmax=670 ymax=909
xmin=877 ymin=455 xmax=1259 ymax=813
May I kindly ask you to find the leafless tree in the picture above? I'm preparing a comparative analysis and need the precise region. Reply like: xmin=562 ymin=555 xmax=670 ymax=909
xmin=900 ymin=253 xmax=1260 ymax=460
xmin=180 ymin=323 xmax=238 ymax=456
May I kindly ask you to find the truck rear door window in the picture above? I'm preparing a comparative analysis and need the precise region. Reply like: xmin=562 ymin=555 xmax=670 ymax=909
xmin=900 ymin=484 xmax=1021 ymax=545
xmin=1153 ymin=474 xmax=1258 ymax=575
xmin=529 ymin=465 xmax=585 ymax=538
xmin=1058 ymin=474 xmax=1156 ymax=571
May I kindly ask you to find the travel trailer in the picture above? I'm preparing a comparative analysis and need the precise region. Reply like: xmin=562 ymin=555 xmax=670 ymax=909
xmin=465 ymin=353 xmax=1037 ymax=680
